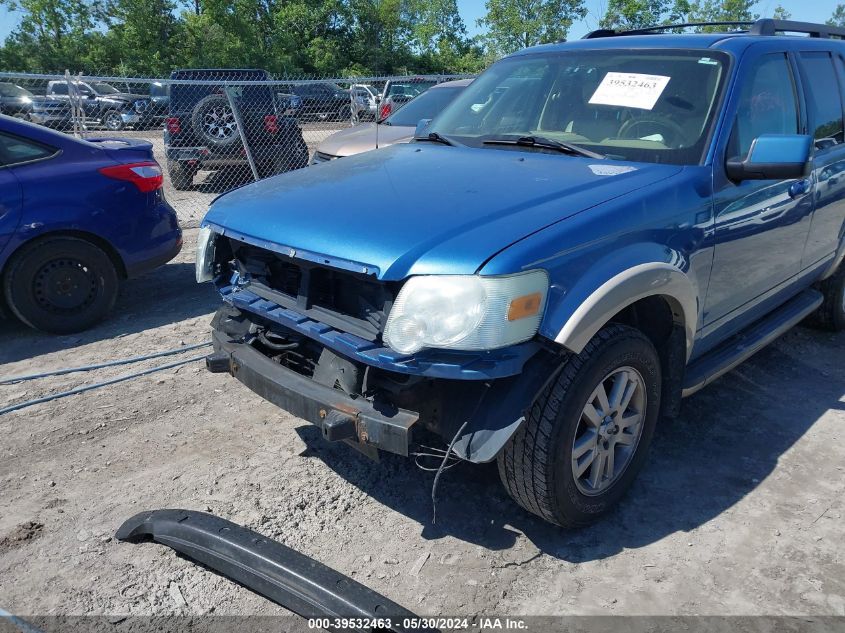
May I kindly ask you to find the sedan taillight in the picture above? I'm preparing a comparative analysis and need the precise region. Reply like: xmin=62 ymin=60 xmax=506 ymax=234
xmin=166 ymin=116 xmax=181 ymax=134
xmin=264 ymin=114 xmax=279 ymax=134
xmin=380 ymin=103 xmax=391 ymax=120
xmin=99 ymin=162 xmax=163 ymax=193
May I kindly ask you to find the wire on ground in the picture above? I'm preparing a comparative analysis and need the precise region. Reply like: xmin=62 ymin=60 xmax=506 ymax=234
xmin=0 ymin=342 xmax=211 ymax=385
xmin=0 ymin=354 xmax=208 ymax=417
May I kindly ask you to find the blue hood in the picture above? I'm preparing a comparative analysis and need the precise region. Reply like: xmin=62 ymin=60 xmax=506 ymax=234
xmin=204 ymin=144 xmax=682 ymax=280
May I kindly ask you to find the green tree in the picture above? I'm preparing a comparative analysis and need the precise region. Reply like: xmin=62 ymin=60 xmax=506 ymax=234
xmin=101 ymin=0 xmax=184 ymax=75
xmin=0 ymin=0 xmax=107 ymax=71
xmin=828 ymin=4 xmax=845 ymax=27
xmin=600 ymin=0 xmax=690 ymax=30
xmin=772 ymin=5 xmax=790 ymax=20
xmin=686 ymin=0 xmax=758 ymax=28
xmin=478 ymin=0 xmax=587 ymax=56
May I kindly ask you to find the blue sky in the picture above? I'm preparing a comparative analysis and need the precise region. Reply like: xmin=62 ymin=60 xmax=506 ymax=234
xmin=0 ymin=0 xmax=841 ymax=43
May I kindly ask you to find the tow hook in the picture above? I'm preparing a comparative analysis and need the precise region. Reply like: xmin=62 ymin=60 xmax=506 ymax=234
xmin=321 ymin=410 xmax=358 ymax=442
xmin=205 ymin=352 xmax=231 ymax=373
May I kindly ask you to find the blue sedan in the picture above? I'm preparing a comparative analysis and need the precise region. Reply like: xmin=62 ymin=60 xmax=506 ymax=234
xmin=0 ymin=115 xmax=182 ymax=333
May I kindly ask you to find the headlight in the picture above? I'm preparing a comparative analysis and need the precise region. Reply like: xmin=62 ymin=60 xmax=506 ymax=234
xmin=195 ymin=226 xmax=218 ymax=283
xmin=383 ymin=271 xmax=548 ymax=354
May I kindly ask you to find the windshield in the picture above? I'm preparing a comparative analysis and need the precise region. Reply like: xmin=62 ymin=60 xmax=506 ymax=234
xmin=0 ymin=83 xmax=33 ymax=98
xmin=387 ymin=81 xmax=437 ymax=99
xmin=149 ymin=82 xmax=168 ymax=97
xmin=429 ymin=50 xmax=728 ymax=165
xmin=92 ymin=82 xmax=120 ymax=94
xmin=386 ymin=86 xmax=466 ymax=127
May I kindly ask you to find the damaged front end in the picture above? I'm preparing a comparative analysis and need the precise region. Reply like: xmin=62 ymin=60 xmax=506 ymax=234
xmin=203 ymin=230 xmax=557 ymax=463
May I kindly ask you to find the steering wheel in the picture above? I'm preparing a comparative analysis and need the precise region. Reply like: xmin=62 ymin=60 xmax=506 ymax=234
xmin=618 ymin=117 xmax=687 ymax=146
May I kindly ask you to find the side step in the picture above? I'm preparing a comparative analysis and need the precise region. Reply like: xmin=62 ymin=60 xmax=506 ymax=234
xmin=682 ymin=289 xmax=823 ymax=397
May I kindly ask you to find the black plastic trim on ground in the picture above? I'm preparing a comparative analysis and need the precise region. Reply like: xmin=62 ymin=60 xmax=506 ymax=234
xmin=116 ymin=509 xmax=435 ymax=633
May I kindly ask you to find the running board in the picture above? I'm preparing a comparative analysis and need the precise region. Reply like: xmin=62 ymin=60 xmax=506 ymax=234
xmin=682 ymin=289 xmax=822 ymax=397
xmin=116 ymin=509 xmax=430 ymax=632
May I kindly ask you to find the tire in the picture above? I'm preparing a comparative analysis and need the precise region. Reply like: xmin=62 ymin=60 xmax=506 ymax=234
xmin=168 ymin=160 xmax=195 ymax=190
xmin=810 ymin=261 xmax=845 ymax=331
xmin=102 ymin=109 xmax=125 ymax=131
xmin=3 ymin=237 xmax=119 ymax=334
xmin=191 ymin=94 xmax=240 ymax=148
xmin=335 ymin=103 xmax=351 ymax=122
xmin=497 ymin=324 xmax=662 ymax=527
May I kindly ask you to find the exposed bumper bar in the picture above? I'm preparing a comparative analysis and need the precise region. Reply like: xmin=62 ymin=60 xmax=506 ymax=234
xmin=116 ymin=509 xmax=431 ymax=631
xmin=210 ymin=330 xmax=419 ymax=457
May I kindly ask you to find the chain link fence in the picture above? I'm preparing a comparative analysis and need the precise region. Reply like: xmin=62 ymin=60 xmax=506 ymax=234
xmin=0 ymin=70 xmax=473 ymax=227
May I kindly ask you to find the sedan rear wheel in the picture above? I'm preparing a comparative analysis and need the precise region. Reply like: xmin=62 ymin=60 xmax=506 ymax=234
xmin=3 ymin=237 xmax=118 ymax=333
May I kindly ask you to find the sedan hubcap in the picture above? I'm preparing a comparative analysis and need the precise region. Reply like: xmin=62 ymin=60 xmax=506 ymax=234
xmin=571 ymin=366 xmax=647 ymax=496
xmin=33 ymin=258 xmax=98 ymax=313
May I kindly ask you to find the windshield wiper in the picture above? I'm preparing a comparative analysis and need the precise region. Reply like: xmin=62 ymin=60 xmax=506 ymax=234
xmin=417 ymin=131 xmax=461 ymax=147
xmin=483 ymin=135 xmax=605 ymax=159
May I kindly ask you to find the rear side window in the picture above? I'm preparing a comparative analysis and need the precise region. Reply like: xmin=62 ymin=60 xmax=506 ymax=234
xmin=0 ymin=132 xmax=56 ymax=167
xmin=800 ymin=51 xmax=845 ymax=149
xmin=729 ymin=53 xmax=799 ymax=159
xmin=50 ymin=83 xmax=68 ymax=95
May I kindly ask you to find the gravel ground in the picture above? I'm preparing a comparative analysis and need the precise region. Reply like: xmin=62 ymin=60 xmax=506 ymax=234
xmin=0 ymin=228 xmax=843 ymax=621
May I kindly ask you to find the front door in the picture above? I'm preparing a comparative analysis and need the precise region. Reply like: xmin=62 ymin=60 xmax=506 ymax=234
xmin=703 ymin=50 xmax=814 ymax=327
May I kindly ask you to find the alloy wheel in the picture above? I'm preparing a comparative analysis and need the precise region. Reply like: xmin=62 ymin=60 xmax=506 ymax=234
xmin=571 ymin=366 xmax=647 ymax=496
xmin=202 ymin=106 xmax=237 ymax=140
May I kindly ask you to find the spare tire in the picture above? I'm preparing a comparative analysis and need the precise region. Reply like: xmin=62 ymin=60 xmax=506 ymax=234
xmin=191 ymin=94 xmax=240 ymax=147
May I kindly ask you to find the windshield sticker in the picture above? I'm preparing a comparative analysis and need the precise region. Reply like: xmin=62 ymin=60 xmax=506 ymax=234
xmin=589 ymin=164 xmax=637 ymax=176
xmin=588 ymin=72 xmax=671 ymax=110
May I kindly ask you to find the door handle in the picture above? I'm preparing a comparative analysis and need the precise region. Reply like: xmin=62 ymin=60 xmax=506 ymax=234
xmin=788 ymin=179 xmax=810 ymax=199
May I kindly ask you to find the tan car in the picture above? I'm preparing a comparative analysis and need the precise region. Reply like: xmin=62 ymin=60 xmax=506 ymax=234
xmin=310 ymin=79 xmax=472 ymax=164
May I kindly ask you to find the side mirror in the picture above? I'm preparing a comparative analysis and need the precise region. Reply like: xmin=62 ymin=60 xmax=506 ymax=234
xmin=414 ymin=118 xmax=433 ymax=138
xmin=726 ymin=134 xmax=812 ymax=181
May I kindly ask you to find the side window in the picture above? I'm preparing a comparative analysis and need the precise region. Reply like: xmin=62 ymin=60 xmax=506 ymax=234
xmin=51 ymin=83 xmax=68 ymax=95
xmin=800 ymin=51 xmax=844 ymax=149
xmin=729 ymin=53 xmax=799 ymax=159
xmin=0 ymin=132 xmax=56 ymax=167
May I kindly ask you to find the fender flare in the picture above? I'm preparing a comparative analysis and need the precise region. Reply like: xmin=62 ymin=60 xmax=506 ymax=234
xmin=552 ymin=262 xmax=699 ymax=360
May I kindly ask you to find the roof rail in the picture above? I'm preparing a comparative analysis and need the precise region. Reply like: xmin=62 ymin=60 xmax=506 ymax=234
xmin=583 ymin=18 xmax=845 ymax=40
xmin=583 ymin=21 xmax=753 ymax=38
xmin=750 ymin=19 xmax=845 ymax=38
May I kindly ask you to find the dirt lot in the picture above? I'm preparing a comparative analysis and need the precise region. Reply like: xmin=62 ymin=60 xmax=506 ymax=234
xmin=0 ymin=228 xmax=844 ymax=621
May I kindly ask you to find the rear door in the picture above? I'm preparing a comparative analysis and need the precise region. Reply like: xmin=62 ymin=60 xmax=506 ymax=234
xmin=800 ymin=50 xmax=845 ymax=267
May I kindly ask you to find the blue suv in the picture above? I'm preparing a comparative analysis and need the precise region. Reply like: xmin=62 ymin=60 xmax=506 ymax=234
xmin=199 ymin=19 xmax=845 ymax=527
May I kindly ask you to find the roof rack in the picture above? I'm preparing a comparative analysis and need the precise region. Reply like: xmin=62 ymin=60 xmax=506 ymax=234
xmin=583 ymin=18 xmax=845 ymax=40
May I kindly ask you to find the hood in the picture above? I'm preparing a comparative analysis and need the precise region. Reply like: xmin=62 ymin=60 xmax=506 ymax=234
xmin=31 ymin=98 xmax=70 ymax=110
xmin=204 ymin=143 xmax=683 ymax=280
xmin=317 ymin=123 xmax=414 ymax=157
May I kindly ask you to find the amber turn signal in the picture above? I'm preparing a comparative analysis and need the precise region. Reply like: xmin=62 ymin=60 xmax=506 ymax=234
xmin=507 ymin=292 xmax=542 ymax=321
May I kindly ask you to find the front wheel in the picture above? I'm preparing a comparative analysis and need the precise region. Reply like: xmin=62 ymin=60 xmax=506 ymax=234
xmin=102 ymin=109 xmax=125 ymax=131
xmin=497 ymin=325 xmax=661 ymax=527
xmin=3 ymin=237 xmax=119 ymax=334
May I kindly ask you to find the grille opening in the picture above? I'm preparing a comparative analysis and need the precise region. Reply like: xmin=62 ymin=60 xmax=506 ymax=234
xmin=229 ymin=241 xmax=395 ymax=340
xmin=252 ymin=329 xmax=321 ymax=378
